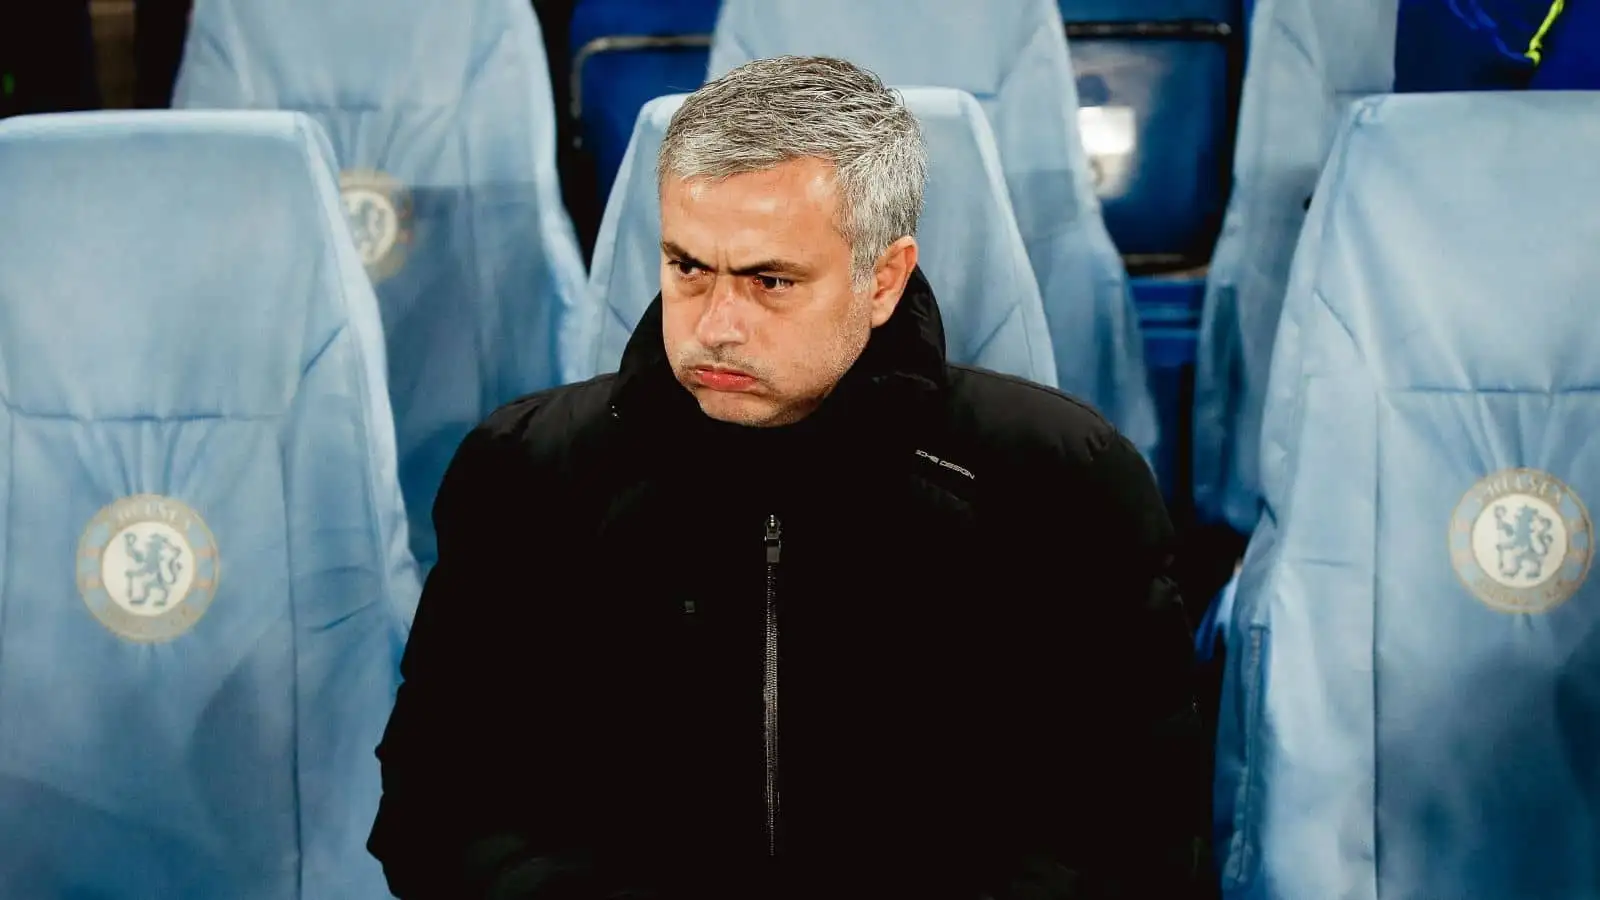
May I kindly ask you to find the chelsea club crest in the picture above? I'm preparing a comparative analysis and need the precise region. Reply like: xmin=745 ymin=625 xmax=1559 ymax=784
xmin=339 ymin=168 xmax=413 ymax=283
xmin=77 ymin=494 xmax=220 ymax=642
xmin=1450 ymin=468 xmax=1592 ymax=614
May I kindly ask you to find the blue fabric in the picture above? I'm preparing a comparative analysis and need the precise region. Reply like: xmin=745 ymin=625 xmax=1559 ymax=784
xmin=1132 ymin=275 xmax=1205 ymax=509
xmin=1191 ymin=0 xmax=1397 ymax=532
xmin=1059 ymin=0 xmax=1239 ymax=261
xmin=1395 ymin=0 xmax=1560 ymax=90
xmin=173 ymin=0 xmax=590 ymax=572
xmin=0 ymin=110 xmax=419 ymax=899
xmin=706 ymin=0 xmax=1157 ymax=456
xmin=569 ymin=0 xmax=720 ymax=206
xmin=573 ymin=88 xmax=1059 ymax=387
xmin=1530 ymin=0 xmax=1600 ymax=88
xmin=1214 ymin=92 xmax=1600 ymax=900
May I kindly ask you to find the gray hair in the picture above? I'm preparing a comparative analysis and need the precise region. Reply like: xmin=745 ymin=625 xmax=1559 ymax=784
xmin=658 ymin=55 xmax=927 ymax=288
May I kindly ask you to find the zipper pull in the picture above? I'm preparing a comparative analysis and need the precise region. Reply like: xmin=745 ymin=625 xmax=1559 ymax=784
xmin=765 ymin=514 xmax=782 ymax=564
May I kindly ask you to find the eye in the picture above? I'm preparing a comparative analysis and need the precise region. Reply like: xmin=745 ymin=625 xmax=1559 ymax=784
xmin=669 ymin=259 xmax=706 ymax=278
xmin=755 ymin=275 xmax=792 ymax=292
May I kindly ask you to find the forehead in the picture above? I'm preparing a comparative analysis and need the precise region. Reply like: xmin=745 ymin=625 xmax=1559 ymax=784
xmin=659 ymin=157 xmax=847 ymax=258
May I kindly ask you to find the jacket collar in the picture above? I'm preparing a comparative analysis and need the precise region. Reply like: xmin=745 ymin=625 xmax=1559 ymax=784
xmin=607 ymin=267 xmax=949 ymax=439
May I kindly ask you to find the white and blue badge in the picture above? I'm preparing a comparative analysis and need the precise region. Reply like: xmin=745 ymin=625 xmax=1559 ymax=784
xmin=339 ymin=168 xmax=413 ymax=283
xmin=77 ymin=494 xmax=220 ymax=642
xmin=1451 ymin=468 xmax=1592 ymax=614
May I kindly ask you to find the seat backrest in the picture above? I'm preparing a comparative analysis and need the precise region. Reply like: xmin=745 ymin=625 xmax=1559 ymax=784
xmin=1214 ymin=92 xmax=1600 ymax=900
xmin=0 ymin=110 xmax=419 ymax=899
xmin=173 ymin=0 xmax=589 ymax=571
xmin=568 ymin=0 xmax=720 ymax=206
xmin=1191 ymin=0 xmax=1397 ymax=532
xmin=574 ymin=88 xmax=1059 ymax=387
xmin=706 ymin=0 xmax=1157 ymax=454
xmin=1059 ymin=0 xmax=1242 ymax=265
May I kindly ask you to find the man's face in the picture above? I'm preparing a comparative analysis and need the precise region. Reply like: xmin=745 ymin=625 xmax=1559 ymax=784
xmin=659 ymin=158 xmax=892 ymax=427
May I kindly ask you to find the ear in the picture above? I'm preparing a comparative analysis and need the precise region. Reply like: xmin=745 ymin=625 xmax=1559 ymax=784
xmin=867 ymin=236 xmax=919 ymax=328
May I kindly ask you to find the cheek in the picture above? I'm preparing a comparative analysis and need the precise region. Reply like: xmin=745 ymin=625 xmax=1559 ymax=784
xmin=782 ymin=306 xmax=870 ymax=387
xmin=660 ymin=299 xmax=700 ymax=350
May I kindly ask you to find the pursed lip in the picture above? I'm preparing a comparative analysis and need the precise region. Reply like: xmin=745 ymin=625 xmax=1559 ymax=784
xmin=691 ymin=366 xmax=760 ymax=391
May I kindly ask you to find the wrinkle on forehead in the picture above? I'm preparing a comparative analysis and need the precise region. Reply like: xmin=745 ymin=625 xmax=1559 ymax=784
xmin=661 ymin=157 xmax=850 ymax=268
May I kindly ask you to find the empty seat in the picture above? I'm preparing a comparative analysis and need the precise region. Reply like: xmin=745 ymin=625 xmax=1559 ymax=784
xmin=568 ymin=0 xmax=720 ymax=207
xmin=1058 ymin=0 xmax=1242 ymax=267
xmin=1191 ymin=0 xmax=1396 ymax=534
xmin=1214 ymin=92 xmax=1600 ymax=899
xmin=173 ymin=0 xmax=589 ymax=571
xmin=570 ymin=88 xmax=1059 ymax=387
xmin=707 ymin=0 xmax=1158 ymax=456
xmin=0 ymin=110 xmax=419 ymax=898
xmin=1192 ymin=0 xmax=1589 ymax=534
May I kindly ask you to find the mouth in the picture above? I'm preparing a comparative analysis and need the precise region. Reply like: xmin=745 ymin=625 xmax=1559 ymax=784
xmin=691 ymin=366 xmax=760 ymax=392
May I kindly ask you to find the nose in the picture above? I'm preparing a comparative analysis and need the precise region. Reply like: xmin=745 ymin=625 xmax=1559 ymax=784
xmin=694 ymin=277 xmax=749 ymax=349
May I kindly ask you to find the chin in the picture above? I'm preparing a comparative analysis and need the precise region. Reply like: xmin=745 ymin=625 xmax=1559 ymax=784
xmin=694 ymin=391 xmax=776 ymax=426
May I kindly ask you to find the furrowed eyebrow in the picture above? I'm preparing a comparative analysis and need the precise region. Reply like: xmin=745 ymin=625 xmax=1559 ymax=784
xmin=661 ymin=241 xmax=710 ymax=270
xmin=661 ymin=241 xmax=812 ymax=279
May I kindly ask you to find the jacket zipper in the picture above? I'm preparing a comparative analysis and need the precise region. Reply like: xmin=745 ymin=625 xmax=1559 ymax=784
xmin=763 ymin=513 xmax=783 ymax=857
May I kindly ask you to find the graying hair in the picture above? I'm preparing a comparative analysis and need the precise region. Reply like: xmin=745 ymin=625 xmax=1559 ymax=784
xmin=657 ymin=55 xmax=927 ymax=288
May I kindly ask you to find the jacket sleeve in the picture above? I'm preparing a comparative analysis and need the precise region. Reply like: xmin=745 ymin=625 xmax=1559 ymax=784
xmin=988 ymin=428 xmax=1211 ymax=900
xmin=367 ymin=423 xmax=656 ymax=900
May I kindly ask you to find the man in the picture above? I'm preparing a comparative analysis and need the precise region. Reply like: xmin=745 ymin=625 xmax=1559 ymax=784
xmin=369 ymin=56 xmax=1206 ymax=900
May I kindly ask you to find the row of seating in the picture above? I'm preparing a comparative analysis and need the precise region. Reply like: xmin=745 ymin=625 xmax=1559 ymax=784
xmin=6 ymin=1 xmax=1599 ymax=896
xmin=3 ymin=3 xmax=1234 ymax=894
xmin=8 ymin=92 xmax=1599 ymax=900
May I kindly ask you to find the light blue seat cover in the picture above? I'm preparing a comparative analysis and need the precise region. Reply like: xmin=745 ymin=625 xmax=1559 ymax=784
xmin=1191 ymin=0 xmax=1397 ymax=531
xmin=573 ymin=88 xmax=1058 ymax=386
xmin=173 ymin=0 xmax=589 ymax=571
xmin=1214 ymin=92 xmax=1600 ymax=900
xmin=0 ymin=110 xmax=419 ymax=898
xmin=703 ymin=0 xmax=1157 ymax=454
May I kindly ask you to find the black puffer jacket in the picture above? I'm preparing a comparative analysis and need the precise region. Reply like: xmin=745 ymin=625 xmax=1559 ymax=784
xmin=369 ymin=271 xmax=1207 ymax=900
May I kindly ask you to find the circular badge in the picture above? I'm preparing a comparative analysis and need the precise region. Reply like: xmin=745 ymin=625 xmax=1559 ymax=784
xmin=77 ymin=494 xmax=220 ymax=642
xmin=339 ymin=169 xmax=413 ymax=283
xmin=1450 ymin=468 xmax=1592 ymax=614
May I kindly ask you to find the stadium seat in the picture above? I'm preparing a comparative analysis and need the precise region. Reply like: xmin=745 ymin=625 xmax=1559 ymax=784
xmin=1214 ymin=92 xmax=1600 ymax=899
xmin=173 ymin=0 xmax=589 ymax=572
xmin=1191 ymin=0 xmax=1396 ymax=534
xmin=568 ymin=0 xmax=720 ymax=207
xmin=1193 ymin=0 xmax=1589 ymax=534
xmin=571 ymin=88 xmax=1059 ymax=387
xmin=706 ymin=0 xmax=1158 ymax=457
xmin=0 ymin=110 xmax=419 ymax=898
xmin=1058 ymin=0 xmax=1242 ymax=267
